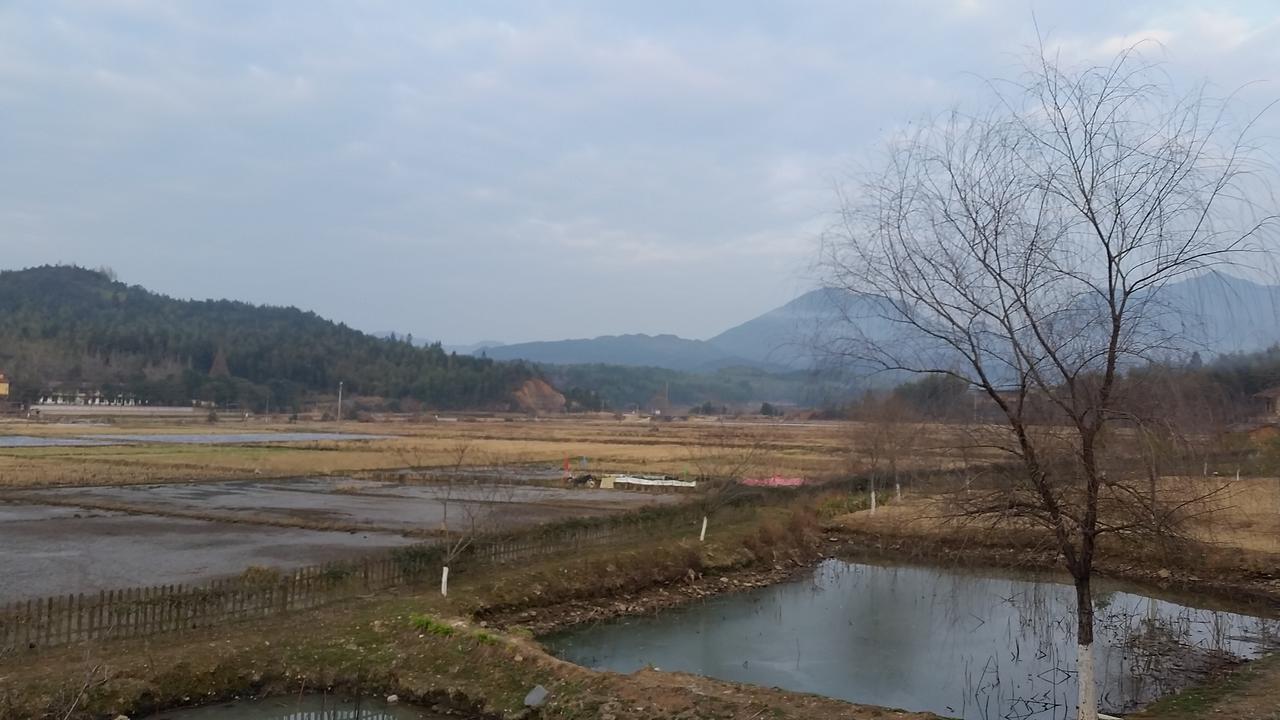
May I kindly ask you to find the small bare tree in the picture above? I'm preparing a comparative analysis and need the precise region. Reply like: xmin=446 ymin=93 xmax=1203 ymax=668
xmin=850 ymin=393 xmax=923 ymax=511
xmin=685 ymin=424 xmax=769 ymax=541
xmin=822 ymin=46 xmax=1275 ymax=720
xmin=435 ymin=439 xmax=476 ymax=596
xmin=399 ymin=437 xmax=511 ymax=596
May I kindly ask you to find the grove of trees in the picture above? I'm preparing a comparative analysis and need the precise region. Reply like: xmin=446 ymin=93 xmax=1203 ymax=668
xmin=0 ymin=265 xmax=536 ymax=411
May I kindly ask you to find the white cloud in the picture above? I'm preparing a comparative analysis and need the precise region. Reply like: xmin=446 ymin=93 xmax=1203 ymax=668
xmin=1 ymin=0 xmax=1278 ymax=342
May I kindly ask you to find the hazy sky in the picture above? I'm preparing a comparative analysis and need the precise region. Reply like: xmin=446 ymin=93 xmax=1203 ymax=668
xmin=3 ymin=1 xmax=1279 ymax=344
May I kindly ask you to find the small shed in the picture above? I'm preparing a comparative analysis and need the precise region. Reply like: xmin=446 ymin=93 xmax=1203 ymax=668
xmin=0 ymin=372 xmax=8 ymax=399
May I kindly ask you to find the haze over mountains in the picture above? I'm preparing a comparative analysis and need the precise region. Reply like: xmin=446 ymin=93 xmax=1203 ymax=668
xmin=466 ymin=288 xmax=844 ymax=372
xmin=448 ymin=272 xmax=1280 ymax=373
xmin=6 ymin=265 xmax=1279 ymax=413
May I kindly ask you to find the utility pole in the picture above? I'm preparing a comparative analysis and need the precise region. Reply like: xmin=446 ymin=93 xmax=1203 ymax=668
xmin=336 ymin=381 xmax=343 ymax=424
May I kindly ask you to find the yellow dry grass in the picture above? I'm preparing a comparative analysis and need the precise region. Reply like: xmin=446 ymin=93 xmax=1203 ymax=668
xmin=834 ymin=474 xmax=1280 ymax=560
xmin=0 ymin=417 xmax=916 ymax=488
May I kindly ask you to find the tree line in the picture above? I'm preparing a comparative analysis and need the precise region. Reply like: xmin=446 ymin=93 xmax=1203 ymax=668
xmin=0 ymin=265 xmax=536 ymax=412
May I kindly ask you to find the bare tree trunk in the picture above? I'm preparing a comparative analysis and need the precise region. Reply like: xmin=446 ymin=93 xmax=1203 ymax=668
xmin=700 ymin=515 xmax=708 ymax=542
xmin=1075 ymin=574 xmax=1097 ymax=720
xmin=869 ymin=475 xmax=877 ymax=514
xmin=441 ymin=565 xmax=450 ymax=597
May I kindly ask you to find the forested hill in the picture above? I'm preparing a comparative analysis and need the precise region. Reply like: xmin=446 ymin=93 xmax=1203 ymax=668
xmin=0 ymin=266 xmax=536 ymax=411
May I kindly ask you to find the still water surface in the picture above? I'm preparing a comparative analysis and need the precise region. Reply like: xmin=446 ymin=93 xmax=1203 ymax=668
xmin=545 ymin=560 xmax=1278 ymax=720
xmin=144 ymin=694 xmax=449 ymax=719
xmin=0 ymin=432 xmax=386 ymax=447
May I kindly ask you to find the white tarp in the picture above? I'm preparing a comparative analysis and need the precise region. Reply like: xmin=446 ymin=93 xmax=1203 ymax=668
xmin=609 ymin=475 xmax=697 ymax=488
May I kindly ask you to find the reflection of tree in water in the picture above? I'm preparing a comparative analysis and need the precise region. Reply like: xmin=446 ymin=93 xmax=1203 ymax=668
xmin=948 ymin=575 xmax=1280 ymax=719
xmin=570 ymin=560 xmax=1279 ymax=720
xmin=1096 ymin=596 xmax=1280 ymax=713
xmin=960 ymin=580 xmax=1075 ymax=720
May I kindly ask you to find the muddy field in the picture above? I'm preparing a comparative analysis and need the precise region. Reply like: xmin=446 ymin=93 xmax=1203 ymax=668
xmin=0 ymin=432 xmax=387 ymax=448
xmin=0 ymin=474 xmax=683 ymax=603
xmin=8 ymin=476 xmax=681 ymax=533
xmin=0 ymin=501 xmax=418 ymax=602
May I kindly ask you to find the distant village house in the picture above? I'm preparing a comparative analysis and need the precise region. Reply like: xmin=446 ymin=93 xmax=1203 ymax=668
xmin=0 ymin=372 xmax=9 ymax=399
xmin=1255 ymin=386 xmax=1280 ymax=417
xmin=35 ymin=384 xmax=140 ymax=407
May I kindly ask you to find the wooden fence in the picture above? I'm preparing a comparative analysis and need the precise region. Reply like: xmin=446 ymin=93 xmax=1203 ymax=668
xmin=0 ymin=521 xmax=644 ymax=653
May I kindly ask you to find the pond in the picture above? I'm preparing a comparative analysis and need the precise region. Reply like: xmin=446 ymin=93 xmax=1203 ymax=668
xmin=143 ymin=694 xmax=451 ymax=719
xmin=544 ymin=560 xmax=1279 ymax=719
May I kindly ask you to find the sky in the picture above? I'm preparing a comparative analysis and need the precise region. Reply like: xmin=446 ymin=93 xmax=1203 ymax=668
xmin=3 ymin=1 xmax=1279 ymax=345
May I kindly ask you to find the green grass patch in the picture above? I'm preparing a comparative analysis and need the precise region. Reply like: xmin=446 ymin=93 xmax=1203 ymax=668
xmin=814 ymin=492 xmax=871 ymax=518
xmin=409 ymin=613 xmax=455 ymax=636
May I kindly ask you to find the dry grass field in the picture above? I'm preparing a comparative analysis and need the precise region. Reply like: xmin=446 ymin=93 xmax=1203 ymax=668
xmin=835 ymin=474 xmax=1280 ymax=566
xmin=6 ymin=413 xmax=1279 ymax=561
xmin=0 ymin=415 xmax=998 ymax=488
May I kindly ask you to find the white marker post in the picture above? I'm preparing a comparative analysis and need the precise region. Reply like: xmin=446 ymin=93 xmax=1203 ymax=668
xmin=700 ymin=515 xmax=708 ymax=542
xmin=441 ymin=566 xmax=449 ymax=596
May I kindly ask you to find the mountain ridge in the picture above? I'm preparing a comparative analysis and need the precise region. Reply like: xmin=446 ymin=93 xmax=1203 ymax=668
xmin=465 ymin=272 xmax=1280 ymax=373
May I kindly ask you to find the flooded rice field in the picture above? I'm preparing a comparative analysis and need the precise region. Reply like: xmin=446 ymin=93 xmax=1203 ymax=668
xmin=95 ymin=432 xmax=391 ymax=444
xmin=0 ymin=432 xmax=388 ymax=447
xmin=0 ymin=435 xmax=119 ymax=447
xmin=0 ymin=476 xmax=679 ymax=602
xmin=143 ymin=694 xmax=453 ymax=719
xmin=545 ymin=559 xmax=1279 ymax=720
xmin=15 ymin=476 xmax=680 ymax=533
xmin=0 ymin=501 xmax=417 ymax=602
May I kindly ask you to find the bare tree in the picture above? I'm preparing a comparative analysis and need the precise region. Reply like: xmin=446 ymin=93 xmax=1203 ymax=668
xmin=849 ymin=393 xmax=923 ymax=510
xmin=685 ymin=424 xmax=768 ymax=541
xmin=435 ymin=439 xmax=476 ymax=596
xmin=822 ymin=46 xmax=1275 ymax=720
xmin=398 ymin=438 xmax=512 ymax=596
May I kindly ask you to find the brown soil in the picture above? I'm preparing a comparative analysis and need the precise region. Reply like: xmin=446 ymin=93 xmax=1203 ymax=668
xmin=511 ymin=379 xmax=566 ymax=415
xmin=479 ymin=559 xmax=815 ymax=636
